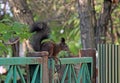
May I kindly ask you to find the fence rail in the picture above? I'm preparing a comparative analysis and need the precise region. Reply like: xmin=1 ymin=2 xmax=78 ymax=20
xmin=98 ymin=44 xmax=120 ymax=83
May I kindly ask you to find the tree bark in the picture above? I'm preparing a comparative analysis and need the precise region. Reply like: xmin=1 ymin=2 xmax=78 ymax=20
xmin=95 ymin=1 xmax=113 ymax=44
xmin=8 ymin=0 xmax=34 ymax=25
xmin=78 ymin=0 xmax=95 ymax=49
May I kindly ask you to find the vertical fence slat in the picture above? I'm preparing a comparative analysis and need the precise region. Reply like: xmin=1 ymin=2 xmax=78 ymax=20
xmin=109 ymin=44 xmax=112 ymax=83
xmin=40 ymin=64 xmax=42 ymax=83
xmin=61 ymin=65 xmax=69 ymax=83
xmin=118 ymin=45 xmax=120 ymax=83
xmin=68 ymin=64 xmax=72 ymax=83
xmin=13 ymin=66 xmax=17 ymax=83
xmin=112 ymin=45 xmax=115 ymax=83
xmin=100 ymin=44 xmax=103 ymax=83
xmin=106 ymin=44 xmax=108 ymax=83
xmin=103 ymin=44 xmax=106 ymax=83
xmin=71 ymin=65 xmax=77 ymax=83
xmin=98 ymin=44 xmax=101 ymax=83
xmin=31 ymin=65 xmax=39 ymax=83
xmin=115 ymin=45 xmax=118 ymax=83
xmin=83 ymin=64 xmax=86 ymax=83
xmin=17 ymin=66 xmax=26 ymax=83
xmin=5 ymin=66 xmax=13 ymax=83
xmin=101 ymin=44 xmax=104 ymax=83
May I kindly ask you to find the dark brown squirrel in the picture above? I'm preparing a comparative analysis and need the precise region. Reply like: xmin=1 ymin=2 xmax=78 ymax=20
xmin=29 ymin=21 xmax=69 ymax=60
xmin=105 ymin=0 xmax=118 ymax=3
xmin=28 ymin=22 xmax=69 ymax=77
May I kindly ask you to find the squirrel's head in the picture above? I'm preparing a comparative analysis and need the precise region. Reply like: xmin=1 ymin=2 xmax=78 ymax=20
xmin=59 ymin=37 xmax=69 ymax=51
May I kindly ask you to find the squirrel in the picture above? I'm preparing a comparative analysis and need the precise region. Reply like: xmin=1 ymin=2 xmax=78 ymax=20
xmin=105 ymin=0 xmax=118 ymax=3
xmin=29 ymin=21 xmax=69 ymax=61
xmin=28 ymin=22 xmax=69 ymax=80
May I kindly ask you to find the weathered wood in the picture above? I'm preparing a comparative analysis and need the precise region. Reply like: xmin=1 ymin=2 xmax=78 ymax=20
xmin=26 ymin=51 xmax=49 ymax=57
xmin=27 ymin=51 xmax=49 ymax=83
xmin=79 ymin=49 xmax=96 ymax=83
xmin=42 ymin=55 xmax=49 ymax=83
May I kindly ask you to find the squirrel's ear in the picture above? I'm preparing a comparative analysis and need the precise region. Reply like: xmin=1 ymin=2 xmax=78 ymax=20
xmin=61 ymin=37 xmax=65 ymax=43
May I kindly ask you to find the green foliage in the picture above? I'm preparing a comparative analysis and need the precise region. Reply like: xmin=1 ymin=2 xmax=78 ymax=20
xmin=50 ymin=13 xmax=81 ymax=55
xmin=0 ymin=74 xmax=6 ymax=82
xmin=0 ymin=20 xmax=30 ymax=41
xmin=65 ymin=15 xmax=81 ymax=55
xmin=27 ymin=0 xmax=81 ymax=55
xmin=111 ymin=5 xmax=120 ymax=44
xmin=0 ymin=19 xmax=31 ymax=56
xmin=58 ymin=51 xmax=70 ymax=58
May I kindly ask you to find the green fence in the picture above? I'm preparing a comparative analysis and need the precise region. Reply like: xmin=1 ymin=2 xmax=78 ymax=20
xmin=0 ymin=56 xmax=49 ymax=83
xmin=0 ymin=56 xmax=93 ymax=83
xmin=49 ymin=57 xmax=93 ymax=83
xmin=98 ymin=44 xmax=120 ymax=83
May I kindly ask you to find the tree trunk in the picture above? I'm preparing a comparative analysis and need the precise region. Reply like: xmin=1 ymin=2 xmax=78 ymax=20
xmin=95 ymin=1 xmax=113 ymax=44
xmin=78 ymin=0 xmax=96 ymax=83
xmin=8 ymin=0 xmax=34 ymax=25
xmin=78 ymin=0 xmax=95 ymax=49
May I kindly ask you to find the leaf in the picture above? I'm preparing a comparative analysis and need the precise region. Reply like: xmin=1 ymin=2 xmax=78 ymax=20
xmin=0 ymin=19 xmax=12 ymax=23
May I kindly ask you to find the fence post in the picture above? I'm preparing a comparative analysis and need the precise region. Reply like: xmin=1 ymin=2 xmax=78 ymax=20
xmin=27 ymin=51 xmax=49 ymax=83
xmin=49 ymin=58 xmax=55 ymax=83
xmin=79 ymin=49 xmax=96 ymax=83
xmin=42 ymin=54 xmax=49 ymax=83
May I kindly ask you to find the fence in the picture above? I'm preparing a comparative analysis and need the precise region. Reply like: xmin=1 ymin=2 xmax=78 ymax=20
xmin=98 ymin=44 xmax=120 ymax=83
xmin=0 ymin=55 xmax=93 ymax=83
xmin=49 ymin=57 xmax=93 ymax=83
xmin=0 ymin=56 xmax=49 ymax=83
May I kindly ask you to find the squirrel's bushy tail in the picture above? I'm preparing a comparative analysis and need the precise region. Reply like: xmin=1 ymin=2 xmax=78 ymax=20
xmin=29 ymin=21 xmax=50 ymax=51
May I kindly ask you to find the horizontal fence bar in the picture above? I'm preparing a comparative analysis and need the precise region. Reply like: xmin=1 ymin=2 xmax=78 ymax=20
xmin=60 ymin=57 xmax=93 ymax=64
xmin=0 ymin=57 xmax=92 ymax=65
xmin=0 ymin=57 xmax=42 ymax=65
